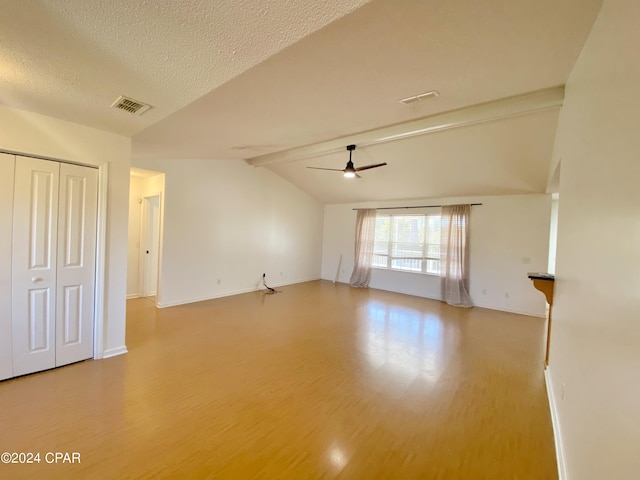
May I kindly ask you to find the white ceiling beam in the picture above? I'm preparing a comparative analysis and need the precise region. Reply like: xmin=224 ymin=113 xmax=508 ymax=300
xmin=246 ymin=86 xmax=564 ymax=167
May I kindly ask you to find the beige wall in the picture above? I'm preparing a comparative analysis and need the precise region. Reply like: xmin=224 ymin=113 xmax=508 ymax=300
xmin=549 ymin=0 xmax=640 ymax=478
xmin=322 ymin=193 xmax=551 ymax=317
xmin=132 ymin=158 xmax=324 ymax=307
xmin=0 ymin=104 xmax=131 ymax=357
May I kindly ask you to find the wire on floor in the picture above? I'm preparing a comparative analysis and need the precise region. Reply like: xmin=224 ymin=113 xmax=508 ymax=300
xmin=261 ymin=273 xmax=281 ymax=294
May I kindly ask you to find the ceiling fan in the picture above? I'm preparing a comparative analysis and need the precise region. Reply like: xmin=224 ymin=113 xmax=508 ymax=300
xmin=307 ymin=144 xmax=387 ymax=178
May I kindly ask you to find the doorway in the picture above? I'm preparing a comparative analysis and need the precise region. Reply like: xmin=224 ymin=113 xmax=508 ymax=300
xmin=128 ymin=167 xmax=165 ymax=305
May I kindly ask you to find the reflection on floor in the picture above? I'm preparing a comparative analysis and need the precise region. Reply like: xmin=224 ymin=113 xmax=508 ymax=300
xmin=0 ymin=280 xmax=557 ymax=479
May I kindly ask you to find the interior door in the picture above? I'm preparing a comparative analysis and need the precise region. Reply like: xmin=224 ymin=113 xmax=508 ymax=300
xmin=142 ymin=195 xmax=160 ymax=296
xmin=0 ymin=153 xmax=15 ymax=381
xmin=56 ymin=163 xmax=98 ymax=367
xmin=12 ymin=157 xmax=59 ymax=377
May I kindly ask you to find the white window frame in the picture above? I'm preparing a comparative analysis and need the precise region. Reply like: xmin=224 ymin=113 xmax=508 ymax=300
xmin=372 ymin=212 xmax=441 ymax=275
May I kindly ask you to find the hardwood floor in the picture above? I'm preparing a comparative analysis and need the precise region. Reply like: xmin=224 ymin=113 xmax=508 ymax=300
xmin=0 ymin=280 xmax=557 ymax=479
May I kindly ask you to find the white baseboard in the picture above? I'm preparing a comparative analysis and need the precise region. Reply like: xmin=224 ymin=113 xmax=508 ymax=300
xmin=326 ymin=278 xmax=545 ymax=318
xmin=126 ymin=293 xmax=139 ymax=299
xmin=268 ymin=277 xmax=320 ymax=289
xmin=545 ymin=367 xmax=567 ymax=480
xmin=157 ymin=287 xmax=257 ymax=308
xmin=157 ymin=277 xmax=321 ymax=309
xmin=473 ymin=302 xmax=546 ymax=318
xmin=369 ymin=284 xmax=443 ymax=302
xmin=102 ymin=346 xmax=128 ymax=359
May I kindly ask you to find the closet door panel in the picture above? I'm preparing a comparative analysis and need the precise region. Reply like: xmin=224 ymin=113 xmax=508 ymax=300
xmin=12 ymin=157 xmax=59 ymax=377
xmin=0 ymin=153 xmax=15 ymax=381
xmin=56 ymin=163 xmax=98 ymax=366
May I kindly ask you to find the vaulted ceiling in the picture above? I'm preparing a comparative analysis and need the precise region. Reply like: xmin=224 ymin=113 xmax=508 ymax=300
xmin=1 ymin=0 xmax=602 ymax=203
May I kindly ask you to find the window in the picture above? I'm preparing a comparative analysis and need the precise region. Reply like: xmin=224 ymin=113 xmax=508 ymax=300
xmin=372 ymin=213 xmax=441 ymax=274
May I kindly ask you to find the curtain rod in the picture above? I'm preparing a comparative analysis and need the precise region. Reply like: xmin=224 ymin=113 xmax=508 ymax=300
xmin=352 ymin=203 xmax=482 ymax=211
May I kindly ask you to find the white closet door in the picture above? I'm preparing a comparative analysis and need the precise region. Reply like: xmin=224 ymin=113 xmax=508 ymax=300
xmin=56 ymin=163 xmax=97 ymax=367
xmin=0 ymin=153 xmax=15 ymax=381
xmin=12 ymin=157 xmax=60 ymax=377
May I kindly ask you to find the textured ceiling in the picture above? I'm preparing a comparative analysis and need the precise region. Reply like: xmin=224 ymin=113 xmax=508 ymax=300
xmin=1 ymin=0 xmax=603 ymax=203
xmin=0 ymin=0 xmax=371 ymax=135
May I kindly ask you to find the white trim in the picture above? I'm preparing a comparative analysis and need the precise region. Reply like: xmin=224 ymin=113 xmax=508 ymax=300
xmin=157 ymin=277 xmax=321 ymax=308
xmin=545 ymin=367 xmax=567 ymax=480
xmin=266 ymin=277 xmax=321 ymax=289
xmin=329 ymin=277 xmax=546 ymax=318
xmin=155 ymin=189 xmax=165 ymax=307
xmin=138 ymin=191 xmax=164 ymax=307
xmin=93 ymin=163 xmax=108 ymax=360
xmin=471 ymin=302 xmax=547 ymax=318
xmin=126 ymin=294 xmax=140 ymax=299
xmin=138 ymin=191 xmax=164 ymax=297
xmin=364 ymin=282 xmax=443 ymax=302
xmin=102 ymin=346 xmax=128 ymax=359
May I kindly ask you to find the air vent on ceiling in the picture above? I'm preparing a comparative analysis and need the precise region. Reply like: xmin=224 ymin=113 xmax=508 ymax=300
xmin=399 ymin=90 xmax=440 ymax=105
xmin=111 ymin=95 xmax=152 ymax=115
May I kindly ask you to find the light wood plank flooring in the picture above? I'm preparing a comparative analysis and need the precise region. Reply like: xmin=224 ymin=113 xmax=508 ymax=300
xmin=0 ymin=280 xmax=557 ymax=479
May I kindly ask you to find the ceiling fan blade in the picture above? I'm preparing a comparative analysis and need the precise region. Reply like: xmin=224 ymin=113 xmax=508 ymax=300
xmin=355 ymin=173 xmax=362 ymax=179
xmin=355 ymin=162 xmax=387 ymax=172
xmin=307 ymin=167 xmax=345 ymax=172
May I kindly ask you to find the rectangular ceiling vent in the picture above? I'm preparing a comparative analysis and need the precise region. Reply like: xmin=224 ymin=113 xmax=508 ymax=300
xmin=111 ymin=95 xmax=152 ymax=116
xmin=399 ymin=90 xmax=440 ymax=105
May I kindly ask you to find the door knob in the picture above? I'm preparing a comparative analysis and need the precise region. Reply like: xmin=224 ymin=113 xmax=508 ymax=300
xmin=31 ymin=277 xmax=43 ymax=283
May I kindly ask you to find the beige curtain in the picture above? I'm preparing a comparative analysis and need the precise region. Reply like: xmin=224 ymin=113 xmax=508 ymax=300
xmin=440 ymin=204 xmax=473 ymax=307
xmin=349 ymin=209 xmax=377 ymax=287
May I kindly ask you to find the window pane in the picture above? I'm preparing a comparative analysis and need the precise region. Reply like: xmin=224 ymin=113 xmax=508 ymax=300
xmin=375 ymin=216 xmax=390 ymax=242
xmin=391 ymin=242 xmax=423 ymax=259
xmin=373 ymin=240 xmax=388 ymax=255
xmin=391 ymin=258 xmax=422 ymax=272
xmin=427 ymin=215 xmax=441 ymax=244
xmin=372 ymin=212 xmax=441 ymax=274
xmin=427 ymin=244 xmax=440 ymax=258
xmin=392 ymin=215 xmax=425 ymax=243
xmin=426 ymin=259 xmax=440 ymax=275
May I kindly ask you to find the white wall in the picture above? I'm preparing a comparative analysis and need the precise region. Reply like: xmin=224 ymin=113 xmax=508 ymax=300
xmin=127 ymin=173 xmax=165 ymax=298
xmin=547 ymin=0 xmax=640 ymax=478
xmin=0 ymin=104 xmax=131 ymax=357
xmin=322 ymin=193 xmax=551 ymax=317
xmin=131 ymin=158 xmax=324 ymax=307
xmin=548 ymin=195 xmax=559 ymax=274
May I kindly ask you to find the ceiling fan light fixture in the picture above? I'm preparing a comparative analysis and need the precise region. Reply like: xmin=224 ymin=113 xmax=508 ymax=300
xmin=344 ymin=158 xmax=356 ymax=178
xmin=306 ymin=144 xmax=386 ymax=178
